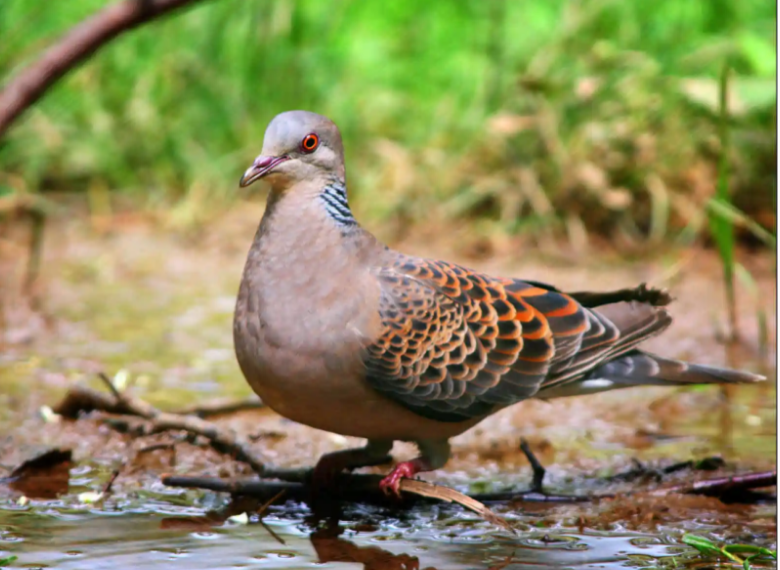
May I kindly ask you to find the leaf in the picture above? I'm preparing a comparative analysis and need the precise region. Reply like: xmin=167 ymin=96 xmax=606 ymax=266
xmin=399 ymin=479 xmax=516 ymax=534
xmin=77 ymin=491 xmax=104 ymax=504
xmin=739 ymin=551 xmax=778 ymax=570
xmin=227 ymin=512 xmax=249 ymax=525
xmin=682 ymin=534 xmax=724 ymax=558
xmin=736 ymin=77 xmax=776 ymax=112
xmin=723 ymin=544 xmax=777 ymax=558
xmin=738 ymin=32 xmax=776 ymax=78
xmin=706 ymin=198 xmax=777 ymax=247
xmin=679 ymin=535 xmax=775 ymax=565
xmin=0 ymin=555 xmax=18 ymax=567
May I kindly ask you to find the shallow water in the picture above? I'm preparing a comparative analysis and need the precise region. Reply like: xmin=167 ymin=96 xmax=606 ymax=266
xmin=2 ymin=499 xmax=776 ymax=569
xmin=0 ymin=214 xmax=776 ymax=568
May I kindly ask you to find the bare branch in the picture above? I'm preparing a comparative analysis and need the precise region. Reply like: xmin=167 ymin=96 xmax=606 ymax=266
xmin=161 ymin=473 xmax=515 ymax=532
xmin=173 ymin=397 xmax=265 ymax=418
xmin=650 ymin=470 xmax=777 ymax=498
xmin=0 ymin=0 xmax=205 ymax=137
xmin=52 ymin=381 xmax=266 ymax=475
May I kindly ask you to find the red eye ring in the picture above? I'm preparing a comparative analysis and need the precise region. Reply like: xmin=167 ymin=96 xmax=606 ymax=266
xmin=300 ymin=133 xmax=319 ymax=153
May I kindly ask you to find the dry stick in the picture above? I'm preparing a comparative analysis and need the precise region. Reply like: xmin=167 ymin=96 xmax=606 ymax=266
xmin=54 ymin=379 xmax=266 ymax=474
xmin=98 ymin=372 xmax=124 ymax=401
xmin=173 ymin=398 xmax=265 ymax=418
xmin=0 ymin=0 xmax=206 ymax=137
xmin=102 ymin=467 xmax=122 ymax=494
xmin=257 ymin=490 xmax=288 ymax=545
xmin=649 ymin=470 xmax=777 ymax=497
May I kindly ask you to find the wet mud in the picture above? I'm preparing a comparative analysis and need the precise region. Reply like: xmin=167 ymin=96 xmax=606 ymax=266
xmin=0 ymin=211 xmax=776 ymax=568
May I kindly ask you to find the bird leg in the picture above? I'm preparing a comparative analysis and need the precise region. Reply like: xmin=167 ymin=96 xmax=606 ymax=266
xmin=379 ymin=439 xmax=450 ymax=497
xmin=312 ymin=440 xmax=393 ymax=492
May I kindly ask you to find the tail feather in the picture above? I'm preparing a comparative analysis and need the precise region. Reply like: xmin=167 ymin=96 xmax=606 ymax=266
xmin=537 ymin=350 xmax=764 ymax=399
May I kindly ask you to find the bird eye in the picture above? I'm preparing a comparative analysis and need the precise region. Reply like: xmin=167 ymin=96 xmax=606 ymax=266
xmin=300 ymin=133 xmax=319 ymax=153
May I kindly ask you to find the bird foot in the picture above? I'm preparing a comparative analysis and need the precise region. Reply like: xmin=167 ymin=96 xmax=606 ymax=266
xmin=379 ymin=461 xmax=421 ymax=498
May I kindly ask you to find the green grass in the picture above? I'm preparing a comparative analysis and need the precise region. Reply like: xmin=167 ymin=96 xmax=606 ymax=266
xmin=682 ymin=534 xmax=776 ymax=569
xmin=0 ymin=0 xmax=775 ymax=242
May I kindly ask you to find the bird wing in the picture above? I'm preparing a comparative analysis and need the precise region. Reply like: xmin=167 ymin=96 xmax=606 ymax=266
xmin=362 ymin=256 xmax=671 ymax=422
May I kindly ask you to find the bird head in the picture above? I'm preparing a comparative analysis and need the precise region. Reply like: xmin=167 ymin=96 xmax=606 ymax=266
xmin=239 ymin=110 xmax=345 ymax=190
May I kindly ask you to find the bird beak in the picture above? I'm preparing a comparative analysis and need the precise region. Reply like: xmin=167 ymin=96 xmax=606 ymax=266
xmin=239 ymin=155 xmax=289 ymax=187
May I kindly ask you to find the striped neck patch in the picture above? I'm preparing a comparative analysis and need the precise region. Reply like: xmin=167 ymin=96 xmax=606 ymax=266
xmin=319 ymin=179 xmax=356 ymax=227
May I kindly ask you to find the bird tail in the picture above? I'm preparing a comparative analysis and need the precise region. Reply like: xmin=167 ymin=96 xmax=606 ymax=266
xmin=536 ymin=350 xmax=765 ymax=399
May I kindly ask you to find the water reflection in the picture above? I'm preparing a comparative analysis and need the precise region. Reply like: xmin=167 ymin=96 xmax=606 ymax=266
xmin=0 ymin=507 xmax=703 ymax=570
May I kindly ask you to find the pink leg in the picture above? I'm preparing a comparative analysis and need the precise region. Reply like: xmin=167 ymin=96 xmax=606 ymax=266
xmin=379 ymin=457 xmax=432 ymax=497
xmin=378 ymin=440 xmax=451 ymax=498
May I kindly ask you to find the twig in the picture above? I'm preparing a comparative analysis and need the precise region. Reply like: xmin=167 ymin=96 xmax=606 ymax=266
xmin=52 ymin=382 xmax=265 ymax=474
xmin=52 ymin=384 xmax=131 ymax=417
xmin=474 ymin=489 xmax=593 ymax=503
xmin=649 ymin=470 xmax=776 ymax=498
xmin=98 ymin=371 xmax=124 ymax=401
xmin=24 ymin=209 xmax=45 ymax=302
xmin=259 ymin=520 xmax=286 ymax=545
xmin=173 ymin=398 xmax=265 ymax=418
xmin=471 ymin=438 xmax=591 ymax=503
xmin=519 ymin=438 xmax=546 ymax=493
xmin=0 ymin=0 xmax=205 ymax=137
xmin=605 ymin=456 xmax=726 ymax=483
xmin=102 ymin=467 xmax=122 ymax=494
xmin=137 ymin=442 xmax=176 ymax=455
xmin=257 ymin=489 xmax=287 ymax=545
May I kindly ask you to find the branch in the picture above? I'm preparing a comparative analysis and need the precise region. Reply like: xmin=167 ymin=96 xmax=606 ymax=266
xmin=161 ymin=473 xmax=515 ymax=532
xmin=650 ymin=470 xmax=776 ymax=498
xmin=53 ymin=380 xmax=265 ymax=475
xmin=173 ymin=397 xmax=265 ymax=418
xmin=0 ymin=0 xmax=205 ymax=138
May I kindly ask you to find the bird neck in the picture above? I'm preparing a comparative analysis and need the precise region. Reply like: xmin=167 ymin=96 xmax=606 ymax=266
xmin=317 ymin=177 xmax=357 ymax=228
xmin=266 ymin=174 xmax=356 ymax=230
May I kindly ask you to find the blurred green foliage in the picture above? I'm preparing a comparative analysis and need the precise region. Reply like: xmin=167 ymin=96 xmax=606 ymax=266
xmin=0 ymin=0 xmax=775 ymax=242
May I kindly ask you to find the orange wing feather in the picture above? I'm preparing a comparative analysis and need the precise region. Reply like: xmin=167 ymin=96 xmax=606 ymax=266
xmin=362 ymin=255 xmax=669 ymax=422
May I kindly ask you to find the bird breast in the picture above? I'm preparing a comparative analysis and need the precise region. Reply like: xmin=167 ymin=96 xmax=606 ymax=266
xmin=232 ymin=204 xmax=382 ymax=412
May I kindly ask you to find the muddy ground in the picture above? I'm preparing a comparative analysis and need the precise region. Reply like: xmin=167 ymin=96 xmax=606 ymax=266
xmin=0 ymin=206 xmax=776 ymax=569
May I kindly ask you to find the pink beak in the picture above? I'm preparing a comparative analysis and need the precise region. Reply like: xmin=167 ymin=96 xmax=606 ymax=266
xmin=239 ymin=155 xmax=289 ymax=187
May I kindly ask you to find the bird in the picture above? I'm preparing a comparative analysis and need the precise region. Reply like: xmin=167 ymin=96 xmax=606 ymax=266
xmin=233 ymin=110 xmax=764 ymax=496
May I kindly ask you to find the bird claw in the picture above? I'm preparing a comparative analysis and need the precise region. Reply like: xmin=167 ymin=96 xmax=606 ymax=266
xmin=379 ymin=461 xmax=419 ymax=498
